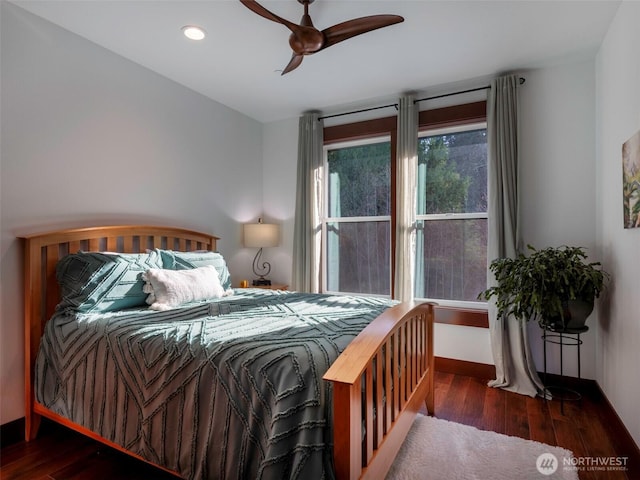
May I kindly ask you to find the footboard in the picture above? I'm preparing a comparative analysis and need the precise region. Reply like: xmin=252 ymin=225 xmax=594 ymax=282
xmin=323 ymin=301 xmax=435 ymax=480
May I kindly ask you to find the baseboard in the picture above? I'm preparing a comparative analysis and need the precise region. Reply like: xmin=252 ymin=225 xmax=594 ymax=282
xmin=592 ymin=382 xmax=640 ymax=480
xmin=538 ymin=372 xmax=600 ymax=395
xmin=434 ymin=357 xmax=604 ymax=393
xmin=435 ymin=356 xmax=496 ymax=379
xmin=1 ymin=416 xmax=25 ymax=448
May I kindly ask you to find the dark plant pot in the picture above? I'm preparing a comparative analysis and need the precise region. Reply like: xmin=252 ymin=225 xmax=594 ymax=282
xmin=542 ymin=299 xmax=594 ymax=330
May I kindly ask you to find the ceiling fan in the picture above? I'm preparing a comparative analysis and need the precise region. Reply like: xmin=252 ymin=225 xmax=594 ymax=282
xmin=240 ymin=0 xmax=404 ymax=75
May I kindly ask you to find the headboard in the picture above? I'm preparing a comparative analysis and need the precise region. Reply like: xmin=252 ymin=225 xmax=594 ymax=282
xmin=22 ymin=225 xmax=218 ymax=440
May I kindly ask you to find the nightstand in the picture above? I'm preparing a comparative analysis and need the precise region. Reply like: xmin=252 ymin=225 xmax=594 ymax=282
xmin=253 ymin=284 xmax=288 ymax=290
xmin=239 ymin=283 xmax=288 ymax=290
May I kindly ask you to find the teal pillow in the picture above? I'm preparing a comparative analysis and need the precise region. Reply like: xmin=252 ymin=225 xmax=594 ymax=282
xmin=56 ymin=251 xmax=163 ymax=313
xmin=157 ymin=250 xmax=232 ymax=290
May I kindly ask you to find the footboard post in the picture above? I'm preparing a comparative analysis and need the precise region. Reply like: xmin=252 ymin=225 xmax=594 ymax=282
xmin=332 ymin=382 xmax=362 ymax=480
xmin=25 ymin=411 xmax=42 ymax=441
xmin=24 ymin=236 xmax=44 ymax=441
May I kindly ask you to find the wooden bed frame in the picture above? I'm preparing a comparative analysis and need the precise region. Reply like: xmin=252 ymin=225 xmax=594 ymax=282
xmin=22 ymin=225 xmax=434 ymax=480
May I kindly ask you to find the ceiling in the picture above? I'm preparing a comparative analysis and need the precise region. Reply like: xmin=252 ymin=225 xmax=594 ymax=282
xmin=11 ymin=0 xmax=621 ymax=123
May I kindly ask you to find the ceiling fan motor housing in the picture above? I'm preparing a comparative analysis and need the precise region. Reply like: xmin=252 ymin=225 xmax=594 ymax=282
xmin=289 ymin=27 xmax=324 ymax=54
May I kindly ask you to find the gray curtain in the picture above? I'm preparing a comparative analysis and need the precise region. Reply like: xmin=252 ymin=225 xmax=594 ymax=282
xmin=291 ymin=112 xmax=324 ymax=293
xmin=394 ymin=96 xmax=418 ymax=301
xmin=487 ymin=74 xmax=544 ymax=397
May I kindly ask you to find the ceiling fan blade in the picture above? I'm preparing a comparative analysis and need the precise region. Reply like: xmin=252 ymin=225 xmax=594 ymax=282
xmin=321 ymin=15 xmax=404 ymax=50
xmin=281 ymin=54 xmax=304 ymax=75
xmin=239 ymin=0 xmax=300 ymax=33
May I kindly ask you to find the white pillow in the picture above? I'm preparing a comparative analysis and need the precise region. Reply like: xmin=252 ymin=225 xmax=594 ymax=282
xmin=142 ymin=265 xmax=226 ymax=311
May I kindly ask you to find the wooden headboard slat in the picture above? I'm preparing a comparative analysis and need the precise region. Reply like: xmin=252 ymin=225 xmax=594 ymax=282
xmin=124 ymin=236 xmax=134 ymax=253
xmin=22 ymin=225 xmax=219 ymax=441
xmin=69 ymin=240 xmax=81 ymax=254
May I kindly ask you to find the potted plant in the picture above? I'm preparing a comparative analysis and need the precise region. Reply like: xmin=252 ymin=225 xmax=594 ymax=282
xmin=479 ymin=245 xmax=609 ymax=330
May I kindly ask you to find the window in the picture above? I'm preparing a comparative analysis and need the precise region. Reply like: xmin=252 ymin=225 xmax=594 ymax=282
xmin=323 ymin=137 xmax=392 ymax=295
xmin=322 ymin=101 xmax=486 ymax=305
xmin=415 ymin=124 xmax=488 ymax=304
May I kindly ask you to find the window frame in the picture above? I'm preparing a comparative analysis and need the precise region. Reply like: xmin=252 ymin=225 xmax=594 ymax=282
xmin=322 ymin=101 xmax=488 ymax=307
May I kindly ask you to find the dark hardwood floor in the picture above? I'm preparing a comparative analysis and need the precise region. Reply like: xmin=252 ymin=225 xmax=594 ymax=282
xmin=430 ymin=373 xmax=636 ymax=480
xmin=1 ymin=371 xmax=636 ymax=479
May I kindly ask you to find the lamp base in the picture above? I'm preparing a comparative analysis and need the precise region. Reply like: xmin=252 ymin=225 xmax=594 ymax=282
xmin=253 ymin=278 xmax=272 ymax=286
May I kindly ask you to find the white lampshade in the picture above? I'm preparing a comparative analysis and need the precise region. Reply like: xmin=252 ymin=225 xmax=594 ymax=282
xmin=244 ymin=221 xmax=279 ymax=248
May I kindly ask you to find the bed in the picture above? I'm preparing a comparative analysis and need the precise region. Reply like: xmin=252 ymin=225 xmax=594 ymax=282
xmin=22 ymin=225 xmax=434 ymax=480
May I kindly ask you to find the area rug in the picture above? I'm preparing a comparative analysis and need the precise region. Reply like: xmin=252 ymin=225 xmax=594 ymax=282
xmin=387 ymin=414 xmax=578 ymax=480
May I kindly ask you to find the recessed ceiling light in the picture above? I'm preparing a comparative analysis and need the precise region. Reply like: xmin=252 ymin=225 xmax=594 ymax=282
xmin=182 ymin=25 xmax=206 ymax=41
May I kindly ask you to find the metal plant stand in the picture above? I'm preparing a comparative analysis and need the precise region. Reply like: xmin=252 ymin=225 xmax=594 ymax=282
xmin=542 ymin=324 xmax=589 ymax=414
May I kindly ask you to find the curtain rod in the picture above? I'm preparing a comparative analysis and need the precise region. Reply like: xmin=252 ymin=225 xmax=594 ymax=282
xmin=319 ymin=103 xmax=398 ymax=121
xmin=318 ymin=77 xmax=525 ymax=121
xmin=414 ymin=77 xmax=526 ymax=104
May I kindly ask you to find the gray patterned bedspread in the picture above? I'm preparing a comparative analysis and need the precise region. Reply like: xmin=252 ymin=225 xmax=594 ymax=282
xmin=35 ymin=290 xmax=397 ymax=479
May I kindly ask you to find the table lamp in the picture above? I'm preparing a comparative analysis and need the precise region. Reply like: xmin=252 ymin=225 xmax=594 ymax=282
xmin=244 ymin=218 xmax=280 ymax=286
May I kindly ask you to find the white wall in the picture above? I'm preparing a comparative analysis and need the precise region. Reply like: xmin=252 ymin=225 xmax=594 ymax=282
xmin=0 ymin=4 xmax=263 ymax=424
xmin=595 ymin=0 xmax=640 ymax=446
xmin=519 ymin=59 xmax=599 ymax=380
xmin=260 ymin=118 xmax=299 ymax=285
